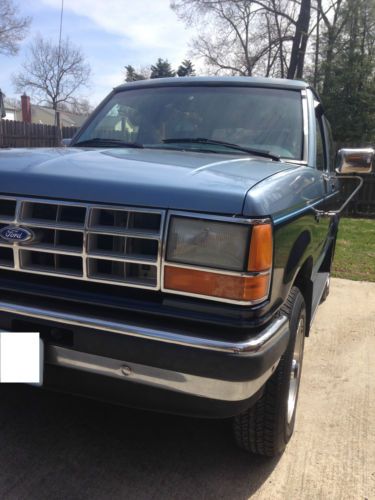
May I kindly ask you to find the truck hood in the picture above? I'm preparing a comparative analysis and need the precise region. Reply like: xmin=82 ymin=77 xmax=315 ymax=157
xmin=0 ymin=147 xmax=295 ymax=215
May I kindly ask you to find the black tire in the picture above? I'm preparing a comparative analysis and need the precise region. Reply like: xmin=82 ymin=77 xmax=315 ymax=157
xmin=233 ymin=286 xmax=306 ymax=457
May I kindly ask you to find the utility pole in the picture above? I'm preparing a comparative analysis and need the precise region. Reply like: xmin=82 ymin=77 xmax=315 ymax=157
xmin=55 ymin=0 xmax=64 ymax=144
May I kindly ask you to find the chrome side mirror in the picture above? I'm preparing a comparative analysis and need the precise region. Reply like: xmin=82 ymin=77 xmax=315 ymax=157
xmin=61 ymin=138 xmax=72 ymax=147
xmin=336 ymin=148 xmax=374 ymax=174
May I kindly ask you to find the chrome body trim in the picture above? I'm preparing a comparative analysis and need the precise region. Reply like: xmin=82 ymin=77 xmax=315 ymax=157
xmin=161 ymin=210 xmax=272 ymax=305
xmin=160 ymin=284 xmax=270 ymax=306
xmin=273 ymin=190 xmax=340 ymax=225
xmin=285 ymin=159 xmax=308 ymax=166
xmin=301 ymin=89 xmax=309 ymax=164
xmin=162 ymin=211 xmax=271 ymax=226
xmin=0 ymin=299 xmax=289 ymax=354
xmin=162 ymin=262 xmax=271 ymax=279
xmin=45 ymin=345 xmax=279 ymax=401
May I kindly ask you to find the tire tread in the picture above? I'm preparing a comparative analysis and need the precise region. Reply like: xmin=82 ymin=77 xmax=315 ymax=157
xmin=233 ymin=287 xmax=303 ymax=457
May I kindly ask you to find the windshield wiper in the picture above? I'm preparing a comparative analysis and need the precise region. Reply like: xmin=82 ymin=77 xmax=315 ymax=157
xmin=162 ymin=137 xmax=280 ymax=161
xmin=74 ymin=138 xmax=144 ymax=148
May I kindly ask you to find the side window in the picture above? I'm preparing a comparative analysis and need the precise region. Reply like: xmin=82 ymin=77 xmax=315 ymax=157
xmin=315 ymin=115 xmax=326 ymax=171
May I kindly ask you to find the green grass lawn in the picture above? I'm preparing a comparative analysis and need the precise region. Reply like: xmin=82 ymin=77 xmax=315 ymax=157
xmin=333 ymin=217 xmax=375 ymax=282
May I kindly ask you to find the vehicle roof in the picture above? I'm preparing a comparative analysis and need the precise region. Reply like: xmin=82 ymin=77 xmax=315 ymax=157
xmin=114 ymin=76 xmax=309 ymax=92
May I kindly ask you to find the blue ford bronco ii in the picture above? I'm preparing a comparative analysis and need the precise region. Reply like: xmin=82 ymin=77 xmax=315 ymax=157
xmin=0 ymin=77 xmax=366 ymax=456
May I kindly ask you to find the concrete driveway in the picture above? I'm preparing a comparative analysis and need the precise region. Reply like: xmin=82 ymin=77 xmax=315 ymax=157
xmin=0 ymin=278 xmax=374 ymax=499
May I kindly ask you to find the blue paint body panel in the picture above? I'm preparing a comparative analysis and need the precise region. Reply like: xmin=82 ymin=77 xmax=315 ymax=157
xmin=0 ymin=147 xmax=295 ymax=214
xmin=244 ymin=166 xmax=325 ymax=217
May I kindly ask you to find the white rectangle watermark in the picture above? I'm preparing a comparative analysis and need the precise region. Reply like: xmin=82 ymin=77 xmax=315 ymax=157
xmin=0 ymin=332 xmax=43 ymax=384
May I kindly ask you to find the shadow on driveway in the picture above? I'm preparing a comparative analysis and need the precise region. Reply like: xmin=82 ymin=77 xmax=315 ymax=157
xmin=0 ymin=385 xmax=279 ymax=500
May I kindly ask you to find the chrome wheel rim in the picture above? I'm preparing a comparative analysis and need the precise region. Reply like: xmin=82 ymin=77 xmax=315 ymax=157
xmin=287 ymin=316 xmax=305 ymax=424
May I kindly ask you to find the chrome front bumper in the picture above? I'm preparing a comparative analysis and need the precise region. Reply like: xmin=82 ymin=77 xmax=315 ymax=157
xmin=0 ymin=299 xmax=288 ymax=354
xmin=0 ymin=299 xmax=289 ymax=403
xmin=45 ymin=345 xmax=278 ymax=402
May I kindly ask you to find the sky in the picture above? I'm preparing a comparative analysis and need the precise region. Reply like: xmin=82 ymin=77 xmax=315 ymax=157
xmin=0 ymin=0 xmax=195 ymax=106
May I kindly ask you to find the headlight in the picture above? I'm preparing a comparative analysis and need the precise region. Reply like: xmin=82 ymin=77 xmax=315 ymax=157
xmin=164 ymin=215 xmax=273 ymax=304
xmin=166 ymin=216 xmax=250 ymax=271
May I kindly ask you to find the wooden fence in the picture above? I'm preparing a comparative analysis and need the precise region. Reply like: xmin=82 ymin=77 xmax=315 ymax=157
xmin=0 ymin=120 xmax=78 ymax=148
xmin=343 ymin=174 xmax=375 ymax=218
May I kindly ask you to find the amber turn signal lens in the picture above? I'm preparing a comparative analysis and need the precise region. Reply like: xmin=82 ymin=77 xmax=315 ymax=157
xmin=164 ymin=266 xmax=269 ymax=302
xmin=248 ymin=223 xmax=273 ymax=272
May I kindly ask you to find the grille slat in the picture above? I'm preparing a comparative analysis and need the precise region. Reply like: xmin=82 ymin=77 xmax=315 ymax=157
xmin=86 ymin=253 xmax=157 ymax=265
xmin=0 ymin=247 xmax=14 ymax=267
xmin=87 ymin=233 xmax=158 ymax=263
xmin=0 ymin=198 xmax=17 ymax=221
xmin=20 ymin=250 xmax=83 ymax=277
xmin=20 ymin=202 xmax=86 ymax=227
xmin=0 ymin=197 xmax=164 ymax=290
xmin=87 ymin=227 xmax=160 ymax=239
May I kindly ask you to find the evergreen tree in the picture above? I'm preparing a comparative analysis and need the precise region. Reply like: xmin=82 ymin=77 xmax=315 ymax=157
xmin=150 ymin=58 xmax=176 ymax=79
xmin=124 ymin=65 xmax=146 ymax=82
xmin=177 ymin=59 xmax=195 ymax=77
xmin=320 ymin=0 xmax=375 ymax=146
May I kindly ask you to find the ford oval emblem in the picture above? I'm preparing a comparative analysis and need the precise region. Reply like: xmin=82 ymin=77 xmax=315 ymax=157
xmin=0 ymin=226 xmax=34 ymax=243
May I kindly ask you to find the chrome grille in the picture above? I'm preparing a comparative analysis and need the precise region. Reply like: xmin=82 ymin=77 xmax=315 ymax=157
xmin=0 ymin=197 xmax=165 ymax=289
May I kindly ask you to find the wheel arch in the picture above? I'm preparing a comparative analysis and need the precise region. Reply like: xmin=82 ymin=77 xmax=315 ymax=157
xmin=291 ymin=257 xmax=313 ymax=336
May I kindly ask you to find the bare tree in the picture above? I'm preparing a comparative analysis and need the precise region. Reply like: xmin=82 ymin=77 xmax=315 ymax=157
xmin=59 ymin=98 xmax=93 ymax=115
xmin=0 ymin=0 xmax=31 ymax=56
xmin=172 ymin=0 xmax=294 ymax=76
xmin=251 ymin=0 xmax=312 ymax=78
xmin=171 ymin=0 xmax=315 ymax=78
xmin=13 ymin=35 xmax=91 ymax=111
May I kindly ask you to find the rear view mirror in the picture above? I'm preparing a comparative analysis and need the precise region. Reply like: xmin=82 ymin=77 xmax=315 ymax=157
xmin=336 ymin=148 xmax=374 ymax=174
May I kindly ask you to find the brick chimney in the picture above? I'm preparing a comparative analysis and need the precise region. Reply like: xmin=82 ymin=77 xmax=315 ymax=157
xmin=21 ymin=94 xmax=31 ymax=123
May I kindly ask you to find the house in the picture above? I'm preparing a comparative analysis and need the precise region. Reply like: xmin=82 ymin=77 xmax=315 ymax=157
xmin=2 ymin=99 xmax=17 ymax=121
xmin=2 ymin=95 xmax=89 ymax=127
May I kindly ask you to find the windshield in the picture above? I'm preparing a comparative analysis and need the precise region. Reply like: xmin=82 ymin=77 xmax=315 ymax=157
xmin=76 ymin=86 xmax=303 ymax=160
